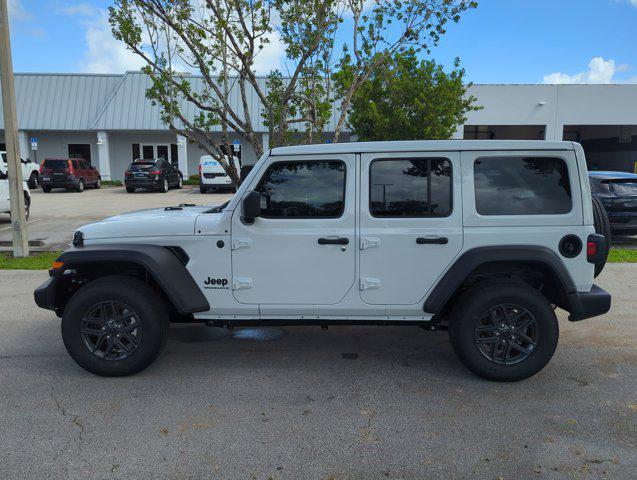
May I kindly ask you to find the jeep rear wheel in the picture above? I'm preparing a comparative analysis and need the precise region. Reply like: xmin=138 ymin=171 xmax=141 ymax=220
xmin=448 ymin=282 xmax=559 ymax=382
xmin=61 ymin=276 xmax=169 ymax=376
xmin=591 ymin=195 xmax=610 ymax=278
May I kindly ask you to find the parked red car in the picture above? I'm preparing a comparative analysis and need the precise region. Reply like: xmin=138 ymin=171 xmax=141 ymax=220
xmin=40 ymin=158 xmax=101 ymax=192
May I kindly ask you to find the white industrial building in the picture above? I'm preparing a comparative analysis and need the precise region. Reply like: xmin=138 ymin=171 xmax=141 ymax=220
xmin=2 ymin=72 xmax=637 ymax=180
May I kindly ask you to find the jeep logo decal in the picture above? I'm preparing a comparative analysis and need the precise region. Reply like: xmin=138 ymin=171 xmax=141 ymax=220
xmin=203 ymin=277 xmax=229 ymax=289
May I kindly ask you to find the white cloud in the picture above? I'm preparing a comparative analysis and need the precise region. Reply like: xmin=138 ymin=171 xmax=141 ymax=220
xmin=63 ymin=5 xmax=145 ymax=73
xmin=62 ymin=3 xmax=99 ymax=17
xmin=630 ymin=0 xmax=637 ymax=6
xmin=252 ymin=30 xmax=285 ymax=75
xmin=543 ymin=57 xmax=619 ymax=84
xmin=83 ymin=13 xmax=146 ymax=73
xmin=8 ymin=0 xmax=32 ymax=21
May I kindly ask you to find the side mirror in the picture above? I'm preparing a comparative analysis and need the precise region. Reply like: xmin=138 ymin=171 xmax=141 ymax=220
xmin=242 ymin=190 xmax=262 ymax=224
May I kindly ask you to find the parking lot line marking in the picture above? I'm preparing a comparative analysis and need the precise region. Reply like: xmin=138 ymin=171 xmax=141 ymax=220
xmin=0 ymin=218 xmax=42 ymax=231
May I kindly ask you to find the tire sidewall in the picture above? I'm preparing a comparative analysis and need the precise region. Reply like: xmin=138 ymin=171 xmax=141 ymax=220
xmin=61 ymin=277 xmax=168 ymax=376
xmin=449 ymin=282 xmax=559 ymax=382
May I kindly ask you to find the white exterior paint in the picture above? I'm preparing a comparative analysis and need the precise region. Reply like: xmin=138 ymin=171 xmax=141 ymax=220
xmin=79 ymin=140 xmax=596 ymax=321
xmin=97 ymin=131 xmax=111 ymax=180
xmin=176 ymin=134 xmax=188 ymax=177
xmin=464 ymin=84 xmax=637 ymax=141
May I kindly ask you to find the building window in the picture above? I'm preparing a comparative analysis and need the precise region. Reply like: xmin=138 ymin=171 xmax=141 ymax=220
xmin=369 ymin=158 xmax=452 ymax=217
xmin=132 ymin=143 xmax=140 ymax=161
xmin=68 ymin=144 xmax=91 ymax=164
xmin=474 ymin=156 xmax=572 ymax=215
xmin=256 ymin=160 xmax=346 ymax=218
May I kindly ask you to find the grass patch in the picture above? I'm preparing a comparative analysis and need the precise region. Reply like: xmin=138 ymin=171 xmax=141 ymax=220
xmin=608 ymin=248 xmax=637 ymax=263
xmin=101 ymin=180 xmax=123 ymax=187
xmin=0 ymin=251 xmax=61 ymax=270
xmin=183 ymin=174 xmax=200 ymax=186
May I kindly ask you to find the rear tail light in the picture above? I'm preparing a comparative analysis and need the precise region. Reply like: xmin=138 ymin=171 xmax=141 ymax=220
xmin=199 ymin=164 xmax=202 ymax=176
xmin=125 ymin=170 xmax=131 ymax=175
xmin=587 ymin=234 xmax=605 ymax=264
xmin=149 ymin=170 xmax=161 ymax=175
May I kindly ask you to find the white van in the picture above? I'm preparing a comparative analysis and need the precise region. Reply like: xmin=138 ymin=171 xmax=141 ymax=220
xmin=199 ymin=155 xmax=240 ymax=193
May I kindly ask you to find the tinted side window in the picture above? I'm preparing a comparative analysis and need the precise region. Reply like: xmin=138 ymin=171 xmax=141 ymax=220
xmin=370 ymin=158 xmax=452 ymax=217
xmin=256 ymin=160 xmax=346 ymax=218
xmin=72 ymin=160 xmax=79 ymax=169
xmin=474 ymin=157 xmax=572 ymax=215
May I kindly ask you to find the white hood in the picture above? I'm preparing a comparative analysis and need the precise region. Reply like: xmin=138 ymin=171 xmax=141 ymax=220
xmin=80 ymin=205 xmax=212 ymax=240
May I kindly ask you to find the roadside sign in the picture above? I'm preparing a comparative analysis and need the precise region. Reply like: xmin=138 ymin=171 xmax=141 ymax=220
xmin=232 ymin=139 xmax=241 ymax=150
xmin=325 ymin=139 xmax=332 ymax=144
xmin=30 ymin=137 xmax=38 ymax=150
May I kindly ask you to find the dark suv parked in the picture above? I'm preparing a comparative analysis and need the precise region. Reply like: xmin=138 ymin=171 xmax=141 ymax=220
xmin=589 ymin=171 xmax=637 ymax=234
xmin=125 ymin=159 xmax=183 ymax=193
xmin=40 ymin=158 xmax=101 ymax=192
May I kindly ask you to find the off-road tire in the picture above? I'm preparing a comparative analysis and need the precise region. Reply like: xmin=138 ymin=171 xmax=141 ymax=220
xmin=61 ymin=276 xmax=169 ymax=377
xmin=591 ymin=195 xmax=610 ymax=278
xmin=24 ymin=192 xmax=30 ymax=220
xmin=448 ymin=281 xmax=559 ymax=382
xmin=28 ymin=172 xmax=38 ymax=189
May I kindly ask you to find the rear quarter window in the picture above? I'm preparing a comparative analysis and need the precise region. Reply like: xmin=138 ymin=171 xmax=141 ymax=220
xmin=42 ymin=159 xmax=69 ymax=170
xmin=474 ymin=157 xmax=572 ymax=215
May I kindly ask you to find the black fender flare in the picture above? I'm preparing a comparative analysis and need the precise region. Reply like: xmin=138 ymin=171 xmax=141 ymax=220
xmin=423 ymin=246 xmax=577 ymax=314
xmin=52 ymin=244 xmax=209 ymax=314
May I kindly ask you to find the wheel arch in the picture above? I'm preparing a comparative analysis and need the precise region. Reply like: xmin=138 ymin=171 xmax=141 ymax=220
xmin=45 ymin=244 xmax=209 ymax=316
xmin=424 ymin=246 xmax=577 ymax=316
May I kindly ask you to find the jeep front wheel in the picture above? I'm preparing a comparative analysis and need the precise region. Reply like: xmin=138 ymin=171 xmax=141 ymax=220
xmin=448 ymin=282 xmax=559 ymax=382
xmin=61 ymin=276 xmax=169 ymax=376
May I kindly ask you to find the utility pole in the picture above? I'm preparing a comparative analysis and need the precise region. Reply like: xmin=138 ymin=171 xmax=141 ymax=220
xmin=0 ymin=0 xmax=28 ymax=257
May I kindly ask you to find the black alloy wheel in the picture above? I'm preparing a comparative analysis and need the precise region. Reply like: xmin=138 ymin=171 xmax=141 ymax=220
xmin=474 ymin=304 xmax=539 ymax=366
xmin=81 ymin=301 xmax=142 ymax=360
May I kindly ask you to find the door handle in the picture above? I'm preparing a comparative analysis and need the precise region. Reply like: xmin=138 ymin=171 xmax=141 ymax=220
xmin=416 ymin=236 xmax=448 ymax=245
xmin=318 ymin=237 xmax=349 ymax=245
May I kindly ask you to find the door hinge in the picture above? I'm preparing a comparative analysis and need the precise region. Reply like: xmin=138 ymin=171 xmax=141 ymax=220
xmin=360 ymin=277 xmax=381 ymax=291
xmin=233 ymin=278 xmax=253 ymax=290
xmin=232 ymin=238 xmax=252 ymax=250
xmin=360 ymin=237 xmax=381 ymax=250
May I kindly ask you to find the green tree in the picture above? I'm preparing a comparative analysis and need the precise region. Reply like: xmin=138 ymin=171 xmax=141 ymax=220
xmin=339 ymin=51 xmax=481 ymax=141
xmin=108 ymin=1 xmax=477 ymax=183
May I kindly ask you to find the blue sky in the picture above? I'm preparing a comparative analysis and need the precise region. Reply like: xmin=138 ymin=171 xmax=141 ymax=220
xmin=7 ymin=0 xmax=637 ymax=84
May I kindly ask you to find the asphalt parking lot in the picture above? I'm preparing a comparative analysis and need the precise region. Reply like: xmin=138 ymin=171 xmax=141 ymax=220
xmin=0 ymin=186 xmax=233 ymax=251
xmin=0 ymin=265 xmax=635 ymax=479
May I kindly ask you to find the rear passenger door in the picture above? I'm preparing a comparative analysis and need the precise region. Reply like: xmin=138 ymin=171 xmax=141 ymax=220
xmin=359 ymin=152 xmax=463 ymax=306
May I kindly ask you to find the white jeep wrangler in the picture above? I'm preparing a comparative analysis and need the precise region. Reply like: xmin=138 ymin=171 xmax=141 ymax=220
xmin=34 ymin=141 xmax=612 ymax=381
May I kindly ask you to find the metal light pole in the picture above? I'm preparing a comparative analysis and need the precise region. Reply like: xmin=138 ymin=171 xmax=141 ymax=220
xmin=0 ymin=0 xmax=28 ymax=257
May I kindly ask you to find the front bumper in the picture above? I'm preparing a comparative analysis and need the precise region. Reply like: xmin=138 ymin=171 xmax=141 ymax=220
xmin=34 ymin=277 xmax=59 ymax=312
xmin=567 ymin=284 xmax=611 ymax=321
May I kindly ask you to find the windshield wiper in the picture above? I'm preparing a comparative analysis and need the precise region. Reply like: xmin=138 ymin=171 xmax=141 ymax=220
xmin=206 ymin=201 xmax=230 ymax=213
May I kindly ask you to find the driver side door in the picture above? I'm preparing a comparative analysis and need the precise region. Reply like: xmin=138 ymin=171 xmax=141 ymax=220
xmin=230 ymin=154 xmax=357 ymax=311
